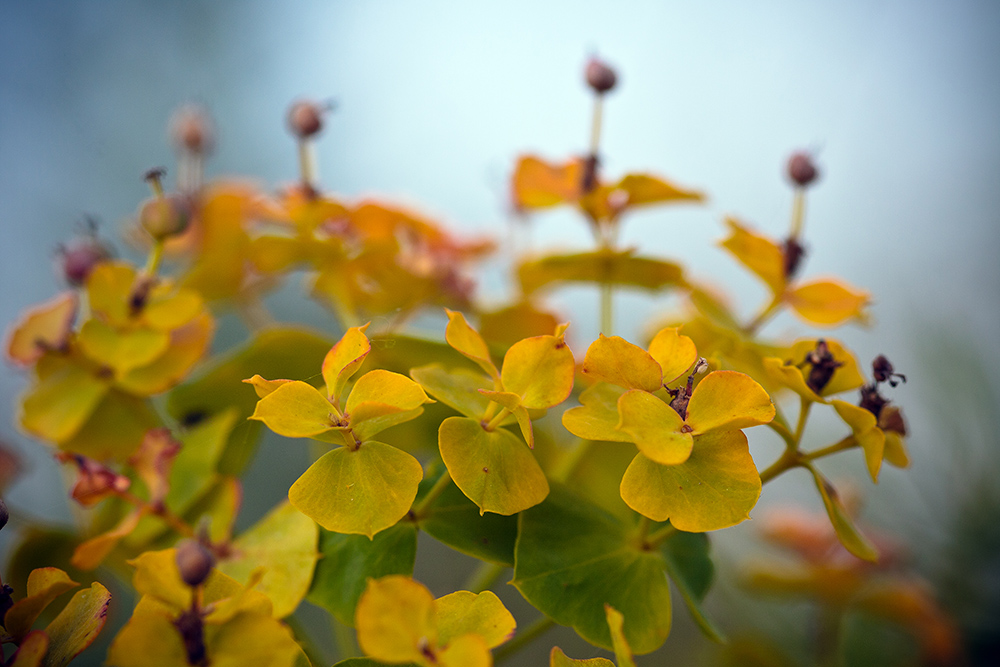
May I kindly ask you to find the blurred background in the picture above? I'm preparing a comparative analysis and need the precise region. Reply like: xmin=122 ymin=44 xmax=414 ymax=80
xmin=2 ymin=0 xmax=998 ymax=664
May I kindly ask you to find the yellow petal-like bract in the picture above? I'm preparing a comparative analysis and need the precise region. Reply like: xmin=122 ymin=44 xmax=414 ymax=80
xmin=582 ymin=335 xmax=663 ymax=392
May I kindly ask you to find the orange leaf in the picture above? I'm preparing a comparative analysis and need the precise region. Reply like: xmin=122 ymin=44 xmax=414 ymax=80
xmin=787 ymin=280 xmax=870 ymax=327
xmin=511 ymin=155 xmax=585 ymax=210
xmin=6 ymin=291 xmax=77 ymax=365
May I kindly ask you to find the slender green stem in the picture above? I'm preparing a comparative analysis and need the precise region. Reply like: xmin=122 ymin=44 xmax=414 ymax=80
xmin=494 ymin=616 xmax=557 ymax=665
xmin=590 ymin=95 xmax=604 ymax=155
xmin=550 ymin=439 xmax=591 ymax=483
xmin=600 ymin=280 xmax=613 ymax=335
xmin=634 ymin=515 xmax=652 ymax=545
xmin=285 ymin=614 xmax=331 ymax=667
xmin=298 ymin=138 xmax=315 ymax=191
xmin=758 ymin=449 xmax=801 ymax=484
xmin=744 ymin=295 xmax=783 ymax=334
xmin=645 ymin=523 xmax=679 ymax=550
xmin=484 ymin=408 xmax=512 ymax=432
xmin=790 ymin=188 xmax=805 ymax=238
xmin=331 ymin=617 xmax=359 ymax=661
xmin=144 ymin=240 xmax=165 ymax=277
xmin=465 ymin=561 xmax=506 ymax=594
xmin=802 ymin=435 xmax=857 ymax=462
xmin=412 ymin=470 xmax=452 ymax=518
xmin=793 ymin=397 xmax=812 ymax=445
xmin=767 ymin=421 xmax=796 ymax=449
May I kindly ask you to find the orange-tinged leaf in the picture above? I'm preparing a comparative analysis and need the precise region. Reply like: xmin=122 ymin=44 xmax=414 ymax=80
xmin=42 ymin=582 xmax=112 ymax=667
xmin=181 ymin=186 xmax=256 ymax=301
xmin=787 ymin=280 xmax=870 ymax=327
xmin=500 ymin=331 xmax=575 ymax=409
xmin=439 ymin=416 xmax=549 ymax=515
xmin=6 ymin=292 xmax=77 ymax=365
xmin=289 ymin=441 xmax=423 ymax=538
xmin=436 ymin=590 xmax=516 ymax=649
xmin=438 ymin=633 xmax=492 ymax=667
xmin=582 ymin=335 xmax=663 ymax=392
xmin=562 ymin=383 xmax=631 ymax=443
xmin=20 ymin=363 xmax=109 ymax=444
xmin=647 ymin=327 xmax=698 ymax=385
xmin=116 ymin=312 xmax=214 ymax=396
xmin=71 ymin=508 xmax=145 ymax=571
xmin=4 ymin=568 xmax=79 ymax=642
xmin=550 ymin=647 xmax=615 ymax=667
xmin=346 ymin=370 xmax=433 ymax=417
xmin=615 ymin=173 xmax=705 ymax=207
xmin=355 ymin=575 xmax=436 ymax=664
xmin=218 ymin=502 xmax=319 ymax=618
xmin=808 ymin=467 xmax=878 ymax=562
xmin=511 ymin=155 xmax=584 ymax=210
xmin=445 ymin=310 xmax=499 ymax=382
xmin=616 ymin=390 xmax=692 ymax=465
xmin=249 ymin=234 xmax=307 ymax=273
xmin=831 ymin=400 xmax=886 ymax=482
xmin=77 ymin=319 xmax=170 ymax=376
xmin=242 ymin=374 xmax=292 ymax=399
xmin=249 ymin=380 xmax=338 ymax=439
xmin=322 ymin=324 xmax=372 ymax=403
xmin=9 ymin=630 xmax=48 ymax=667
xmin=719 ymin=217 xmax=786 ymax=295
xmin=129 ymin=428 xmax=181 ymax=506
xmin=620 ymin=430 xmax=762 ymax=531
xmin=605 ymin=605 xmax=637 ymax=667
xmin=685 ymin=370 xmax=774 ymax=434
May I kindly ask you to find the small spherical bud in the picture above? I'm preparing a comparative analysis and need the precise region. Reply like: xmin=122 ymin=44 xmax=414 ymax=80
xmin=288 ymin=100 xmax=324 ymax=138
xmin=585 ymin=57 xmax=617 ymax=94
xmin=139 ymin=194 xmax=191 ymax=240
xmin=58 ymin=236 xmax=114 ymax=287
xmin=787 ymin=152 xmax=819 ymax=187
xmin=170 ymin=105 xmax=214 ymax=155
xmin=176 ymin=539 xmax=215 ymax=587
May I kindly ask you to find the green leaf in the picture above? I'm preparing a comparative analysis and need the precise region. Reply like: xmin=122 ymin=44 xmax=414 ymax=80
xmin=77 ymin=319 xmax=170 ymax=376
xmin=410 ymin=364 xmax=493 ymax=419
xmin=308 ymin=522 xmax=417 ymax=626
xmin=289 ymin=441 xmax=423 ymax=538
xmin=218 ymin=502 xmax=319 ymax=618
xmin=42 ymin=582 xmax=112 ymax=667
xmin=512 ymin=485 xmax=673 ymax=654
xmin=661 ymin=531 xmax=725 ymax=643
xmin=438 ymin=417 xmax=548 ymax=516
xmin=620 ymin=430 xmax=762 ymax=532
xmin=19 ymin=362 xmax=108 ymax=444
xmin=549 ymin=647 xmax=615 ymax=666
xmin=416 ymin=464 xmax=518 ymax=566
xmin=518 ymin=249 xmax=685 ymax=295
xmin=436 ymin=590 xmax=516 ymax=649
xmin=60 ymin=390 xmax=160 ymax=460
xmin=333 ymin=659 xmax=419 ymax=667
xmin=808 ymin=466 xmax=878 ymax=562
xmin=167 ymin=327 xmax=334 ymax=475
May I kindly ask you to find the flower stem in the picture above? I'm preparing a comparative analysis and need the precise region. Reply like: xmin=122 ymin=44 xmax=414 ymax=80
xmin=144 ymin=239 xmax=165 ymax=277
xmin=793 ymin=397 xmax=812 ymax=445
xmin=494 ymin=616 xmax=556 ymax=665
xmin=645 ymin=523 xmax=679 ymax=550
xmin=767 ymin=421 xmax=796 ymax=449
xmin=744 ymin=295 xmax=783 ymax=334
xmin=411 ymin=470 xmax=452 ymax=519
xmin=802 ymin=435 xmax=857 ymax=462
xmin=465 ymin=561 xmax=506 ymax=594
xmin=484 ymin=408 xmax=512 ymax=432
xmin=600 ymin=280 xmax=614 ymax=335
xmin=758 ymin=449 xmax=801 ymax=484
xmin=590 ymin=95 xmax=604 ymax=156
xmin=790 ymin=188 xmax=805 ymax=239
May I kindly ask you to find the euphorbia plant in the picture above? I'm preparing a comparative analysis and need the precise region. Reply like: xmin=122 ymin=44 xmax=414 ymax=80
xmin=0 ymin=56 xmax=959 ymax=667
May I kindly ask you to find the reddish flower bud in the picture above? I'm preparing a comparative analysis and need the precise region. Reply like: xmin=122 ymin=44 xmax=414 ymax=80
xmin=287 ymin=100 xmax=324 ymax=138
xmin=57 ymin=235 xmax=114 ymax=287
xmin=139 ymin=194 xmax=191 ymax=240
xmin=176 ymin=539 xmax=215 ymax=587
xmin=585 ymin=57 xmax=617 ymax=94
xmin=56 ymin=453 xmax=131 ymax=507
xmin=170 ymin=105 xmax=214 ymax=155
xmin=787 ymin=152 xmax=819 ymax=187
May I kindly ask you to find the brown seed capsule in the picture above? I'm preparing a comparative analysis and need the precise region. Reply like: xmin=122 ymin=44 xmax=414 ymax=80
xmin=585 ymin=57 xmax=617 ymax=94
xmin=287 ymin=100 xmax=324 ymax=138
xmin=139 ymin=193 xmax=191 ymax=240
xmin=170 ymin=105 xmax=214 ymax=155
xmin=176 ymin=539 xmax=215 ymax=587
xmin=787 ymin=152 xmax=819 ymax=187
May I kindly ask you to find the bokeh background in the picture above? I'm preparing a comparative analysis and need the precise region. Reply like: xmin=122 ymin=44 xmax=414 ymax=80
xmin=2 ymin=1 xmax=999 ymax=664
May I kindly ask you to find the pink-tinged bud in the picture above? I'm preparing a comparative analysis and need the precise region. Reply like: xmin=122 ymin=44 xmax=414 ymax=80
xmin=139 ymin=194 xmax=191 ymax=240
xmin=56 ymin=453 xmax=131 ymax=507
xmin=287 ymin=100 xmax=324 ymax=138
xmin=787 ymin=152 xmax=819 ymax=187
xmin=58 ymin=236 xmax=114 ymax=287
xmin=585 ymin=57 xmax=617 ymax=94
xmin=170 ymin=105 xmax=214 ymax=155
xmin=176 ymin=539 xmax=215 ymax=587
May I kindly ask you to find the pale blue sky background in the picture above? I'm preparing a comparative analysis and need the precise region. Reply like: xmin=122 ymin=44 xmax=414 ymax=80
xmin=1 ymin=0 xmax=999 ymax=659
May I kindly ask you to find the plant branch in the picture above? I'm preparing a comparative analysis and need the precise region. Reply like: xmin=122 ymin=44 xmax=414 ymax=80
xmin=411 ymin=470 xmax=452 ymax=519
xmin=494 ymin=615 xmax=557 ymax=665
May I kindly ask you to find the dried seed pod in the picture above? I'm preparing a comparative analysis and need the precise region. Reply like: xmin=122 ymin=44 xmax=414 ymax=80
xmin=139 ymin=193 xmax=191 ymax=240
xmin=170 ymin=105 xmax=214 ymax=155
xmin=58 ymin=236 xmax=114 ymax=286
xmin=585 ymin=57 xmax=617 ymax=94
xmin=176 ymin=538 xmax=215 ymax=587
xmin=288 ymin=100 xmax=324 ymax=138
xmin=787 ymin=152 xmax=819 ymax=187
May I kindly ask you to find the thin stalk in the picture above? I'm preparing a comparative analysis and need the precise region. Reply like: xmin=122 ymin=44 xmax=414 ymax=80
xmin=144 ymin=240 xmax=165 ymax=277
xmin=790 ymin=188 xmax=805 ymax=238
xmin=767 ymin=421 xmax=796 ymax=449
xmin=744 ymin=295 xmax=783 ymax=334
xmin=550 ymin=439 xmax=591 ymax=483
xmin=793 ymin=398 xmax=812 ymax=445
xmin=298 ymin=139 xmax=316 ymax=191
xmin=600 ymin=280 xmax=613 ymax=335
xmin=331 ymin=617 xmax=359 ymax=661
xmin=484 ymin=408 xmax=512 ymax=432
xmin=758 ymin=449 xmax=801 ymax=484
xmin=645 ymin=523 xmax=678 ymax=550
xmin=802 ymin=435 xmax=857 ymax=462
xmin=465 ymin=561 xmax=506 ymax=594
xmin=494 ymin=616 xmax=556 ymax=665
xmin=411 ymin=470 xmax=452 ymax=518
xmin=590 ymin=95 xmax=604 ymax=155
xmin=634 ymin=515 xmax=653 ymax=546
